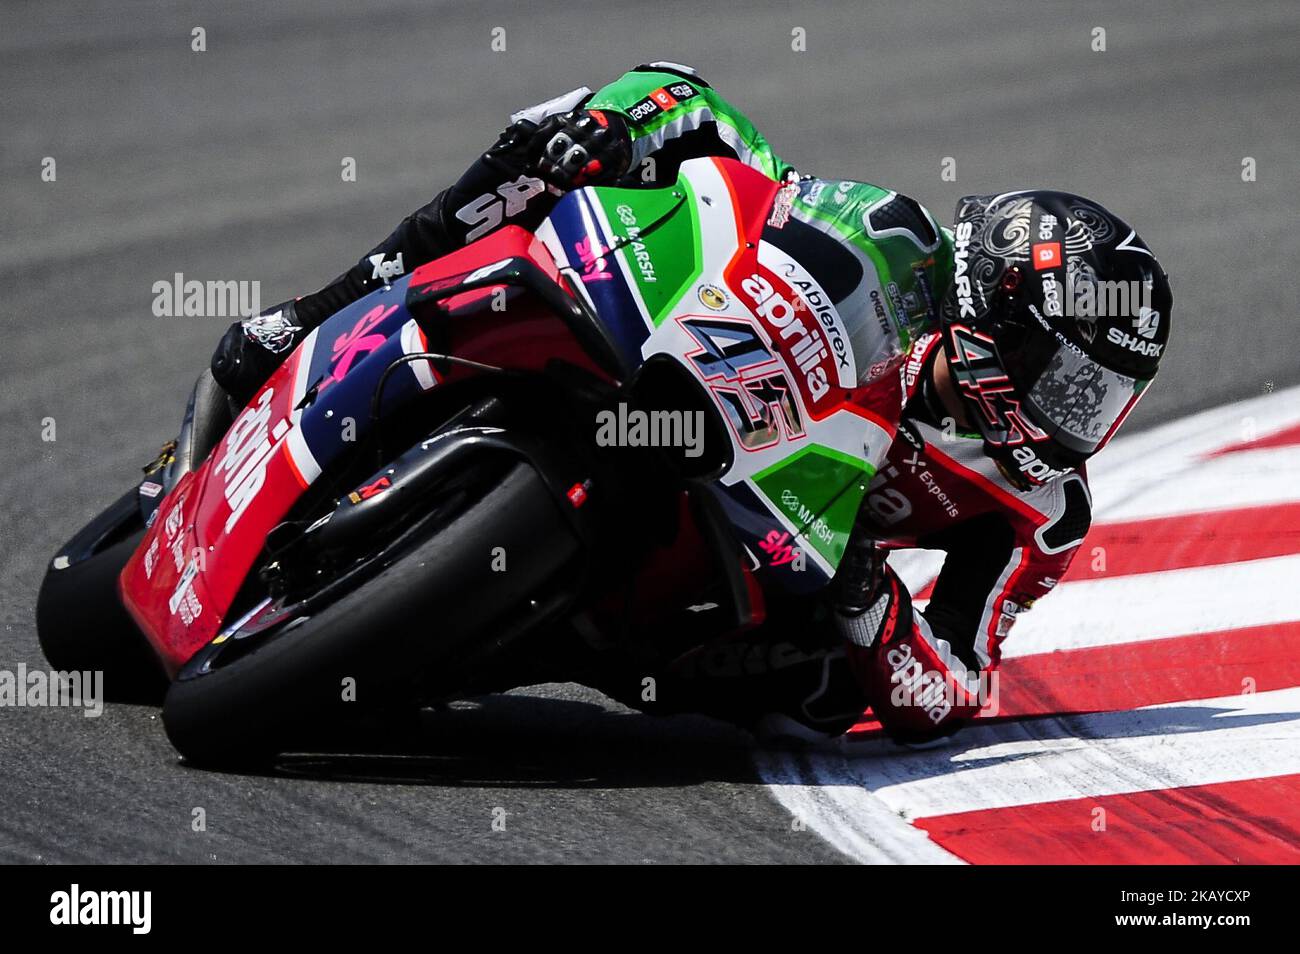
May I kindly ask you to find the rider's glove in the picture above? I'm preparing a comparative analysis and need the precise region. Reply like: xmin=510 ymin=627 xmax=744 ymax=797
xmin=534 ymin=109 xmax=632 ymax=191
xmin=210 ymin=300 xmax=304 ymax=408
xmin=830 ymin=530 xmax=889 ymax=649
xmin=479 ymin=114 xmax=563 ymax=180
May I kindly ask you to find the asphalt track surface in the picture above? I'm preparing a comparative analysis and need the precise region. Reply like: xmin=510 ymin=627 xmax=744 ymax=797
xmin=1 ymin=1 xmax=1297 ymax=863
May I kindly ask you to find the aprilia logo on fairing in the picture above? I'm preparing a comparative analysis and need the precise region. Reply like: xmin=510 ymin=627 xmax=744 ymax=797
xmin=952 ymin=221 xmax=977 ymax=319
xmin=767 ymin=250 xmax=855 ymax=386
xmin=217 ymin=388 xmax=290 ymax=533
xmin=741 ymin=273 xmax=831 ymax=402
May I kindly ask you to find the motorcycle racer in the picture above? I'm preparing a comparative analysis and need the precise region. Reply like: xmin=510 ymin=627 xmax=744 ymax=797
xmin=639 ymin=187 xmax=1172 ymax=745
xmin=208 ymin=62 xmax=1173 ymax=745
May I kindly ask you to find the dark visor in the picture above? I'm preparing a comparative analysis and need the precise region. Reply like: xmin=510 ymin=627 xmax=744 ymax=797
xmin=999 ymin=323 xmax=1152 ymax=456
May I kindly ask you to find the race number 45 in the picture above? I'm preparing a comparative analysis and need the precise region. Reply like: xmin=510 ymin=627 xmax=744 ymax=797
xmin=681 ymin=316 xmax=805 ymax=451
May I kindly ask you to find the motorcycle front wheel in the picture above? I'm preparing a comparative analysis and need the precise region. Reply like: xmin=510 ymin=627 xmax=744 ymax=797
xmin=161 ymin=461 xmax=582 ymax=767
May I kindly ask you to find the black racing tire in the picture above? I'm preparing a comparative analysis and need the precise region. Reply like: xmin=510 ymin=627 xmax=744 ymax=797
xmin=36 ymin=490 xmax=168 ymax=704
xmin=161 ymin=461 xmax=581 ymax=767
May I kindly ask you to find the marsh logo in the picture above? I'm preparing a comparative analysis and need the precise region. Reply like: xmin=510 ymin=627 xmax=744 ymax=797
xmin=614 ymin=204 xmax=656 ymax=284
xmin=50 ymin=884 xmax=151 ymax=934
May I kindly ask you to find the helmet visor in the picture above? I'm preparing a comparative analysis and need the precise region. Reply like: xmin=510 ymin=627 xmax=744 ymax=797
xmin=1004 ymin=330 xmax=1151 ymax=457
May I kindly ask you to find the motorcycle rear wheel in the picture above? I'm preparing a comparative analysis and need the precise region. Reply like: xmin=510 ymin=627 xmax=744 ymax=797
xmin=36 ymin=489 xmax=168 ymax=703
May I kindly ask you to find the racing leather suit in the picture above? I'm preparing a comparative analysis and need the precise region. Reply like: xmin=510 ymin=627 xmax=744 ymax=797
xmin=636 ymin=327 xmax=1091 ymax=745
xmin=216 ymin=62 xmax=1092 ymax=745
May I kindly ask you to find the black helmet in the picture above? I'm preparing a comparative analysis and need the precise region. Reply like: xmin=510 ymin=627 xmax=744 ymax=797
xmin=939 ymin=190 xmax=1172 ymax=489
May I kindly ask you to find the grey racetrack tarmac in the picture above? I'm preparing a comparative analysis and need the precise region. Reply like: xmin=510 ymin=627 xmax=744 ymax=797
xmin=1 ymin=0 xmax=1296 ymax=862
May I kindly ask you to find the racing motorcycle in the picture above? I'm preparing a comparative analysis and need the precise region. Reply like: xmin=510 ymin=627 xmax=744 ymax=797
xmin=36 ymin=157 xmax=907 ymax=765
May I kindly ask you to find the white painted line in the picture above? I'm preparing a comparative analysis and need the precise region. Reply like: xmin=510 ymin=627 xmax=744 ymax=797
xmin=1004 ymin=552 xmax=1300 ymax=657
xmin=1088 ymin=383 xmax=1300 ymax=519
xmin=1092 ymin=444 xmax=1300 ymax=522
xmin=754 ymin=748 xmax=965 ymax=864
xmin=885 ymin=547 xmax=945 ymax=595
xmin=757 ymin=385 xmax=1300 ymax=862
xmin=1090 ymin=383 xmax=1300 ymax=479
xmin=840 ymin=686 xmax=1300 ymax=819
